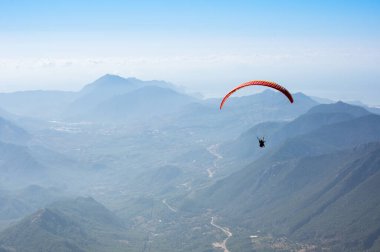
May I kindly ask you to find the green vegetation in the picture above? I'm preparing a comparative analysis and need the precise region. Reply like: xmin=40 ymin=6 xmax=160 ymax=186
xmin=0 ymin=76 xmax=379 ymax=251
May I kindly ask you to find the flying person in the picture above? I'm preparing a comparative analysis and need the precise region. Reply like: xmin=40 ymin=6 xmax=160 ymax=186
xmin=220 ymin=80 xmax=294 ymax=150
xmin=257 ymin=137 xmax=266 ymax=148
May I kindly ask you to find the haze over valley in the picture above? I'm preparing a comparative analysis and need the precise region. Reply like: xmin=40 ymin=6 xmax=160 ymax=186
xmin=0 ymin=74 xmax=379 ymax=251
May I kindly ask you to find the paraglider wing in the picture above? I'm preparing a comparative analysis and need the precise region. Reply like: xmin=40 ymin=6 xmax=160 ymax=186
xmin=220 ymin=80 xmax=294 ymax=109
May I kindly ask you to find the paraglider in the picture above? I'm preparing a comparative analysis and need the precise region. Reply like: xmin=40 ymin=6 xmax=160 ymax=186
xmin=219 ymin=80 xmax=294 ymax=110
xmin=220 ymin=80 xmax=294 ymax=148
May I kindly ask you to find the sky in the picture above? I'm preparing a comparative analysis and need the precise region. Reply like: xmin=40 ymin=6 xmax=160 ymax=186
xmin=0 ymin=0 xmax=379 ymax=104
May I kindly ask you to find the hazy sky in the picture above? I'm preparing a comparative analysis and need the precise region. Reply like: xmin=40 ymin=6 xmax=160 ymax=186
xmin=0 ymin=0 xmax=379 ymax=104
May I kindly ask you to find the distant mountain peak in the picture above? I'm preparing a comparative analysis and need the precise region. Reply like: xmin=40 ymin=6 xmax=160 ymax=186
xmin=96 ymin=74 xmax=137 ymax=82
xmin=249 ymin=90 xmax=312 ymax=101
xmin=79 ymin=74 xmax=178 ymax=95
xmin=307 ymin=101 xmax=370 ymax=117
xmin=100 ymin=73 xmax=120 ymax=79
xmin=83 ymin=74 xmax=136 ymax=90
xmin=29 ymin=208 xmax=56 ymax=225
xmin=293 ymin=92 xmax=308 ymax=97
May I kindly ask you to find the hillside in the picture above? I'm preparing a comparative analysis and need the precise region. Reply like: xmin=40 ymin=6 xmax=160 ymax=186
xmin=273 ymin=114 xmax=380 ymax=160
xmin=184 ymin=105 xmax=380 ymax=251
xmin=1 ymin=75 xmax=379 ymax=251
xmin=64 ymin=74 xmax=181 ymax=119
xmin=196 ymin=143 xmax=380 ymax=251
xmin=83 ymin=86 xmax=196 ymax=122
xmin=218 ymin=102 xmax=371 ymax=170
xmin=0 ymin=197 xmax=128 ymax=252
xmin=0 ymin=116 xmax=30 ymax=144
xmin=163 ymin=90 xmax=318 ymax=142
xmin=0 ymin=141 xmax=47 ymax=188
xmin=0 ymin=118 xmax=83 ymax=189
xmin=0 ymin=185 xmax=66 ymax=229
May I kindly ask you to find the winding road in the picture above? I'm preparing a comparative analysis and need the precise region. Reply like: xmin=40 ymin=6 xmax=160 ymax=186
xmin=206 ymin=144 xmax=223 ymax=178
xmin=162 ymin=199 xmax=177 ymax=213
xmin=206 ymin=145 xmax=231 ymax=250
xmin=210 ymin=217 xmax=232 ymax=252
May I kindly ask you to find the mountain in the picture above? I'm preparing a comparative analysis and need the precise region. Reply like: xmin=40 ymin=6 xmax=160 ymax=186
xmin=0 ymin=119 xmax=90 ymax=190
xmin=0 ymin=116 xmax=30 ymax=144
xmin=80 ymin=74 xmax=140 ymax=95
xmin=135 ymin=165 xmax=185 ymax=194
xmin=0 ymin=197 xmax=128 ymax=252
xmin=0 ymin=185 xmax=66 ymax=224
xmin=0 ymin=117 xmax=63 ymax=188
xmin=213 ymin=90 xmax=318 ymax=125
xmin=307 ymin=101 xmax=371 ymax=116
xmin=184 ymin=105 xmax=380 ymax=251
xmin=146 ymin=165 xmax=183 ymax=184
xmin=64 ymin=74 xmax=182 ymax=119
xmin=80 ymin=74 xmax=178 ymax=95
xmin=309 ymin=95 xmax=335 ymax=104
xmin=3 ymin=74 xmax=379 ymax=251
xmin=0 ymin=108 xmax=15 ymax=121
xmin=219 ymin=102 xmax=371 ymax=162
xmin=0 ymin=74 xmax=186 ymax=121
xmin=0 ymin=208 xmax=87 ymax=252
xmin=81 ymin=86 xmax=197 ymax=122
xmin=307 ymin=97 xmax=380 ymax=115
xmin=273 ymin=114 xmax=380 ymax=160
xmin=65 ymin=75 xmax=140 ymax=117
xmin=163 ymin=90 xmax=319 ymax=142
xmin=189 ymin=142 xmax=380 ymax=251
xmin=0 ymin=141 xmax=47 ymax=188
xmin=0 ymin=189 xmax=31 ymax=223
xmin=270 ymin=101 xmax=371 ymax=147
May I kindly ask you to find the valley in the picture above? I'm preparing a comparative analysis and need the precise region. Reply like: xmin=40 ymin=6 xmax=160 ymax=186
xmin=0 ymin=75 xmax=379 ymax=251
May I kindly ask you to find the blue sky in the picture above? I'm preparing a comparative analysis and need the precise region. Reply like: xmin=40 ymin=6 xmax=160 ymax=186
xmin=0 ymin=0 xmax=379 ymax=104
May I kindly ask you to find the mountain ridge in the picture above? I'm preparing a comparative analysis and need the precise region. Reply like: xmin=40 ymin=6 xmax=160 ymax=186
xmin=79 ymin=85 xmax=197 ymax=122
xmin=181 ymin=103 xmax=380 ymax=251
xmin=0 ymin=197 xmax=128 ymax=252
